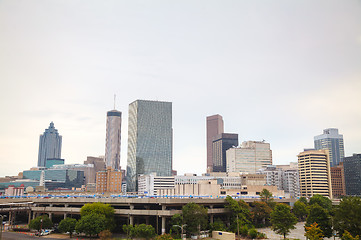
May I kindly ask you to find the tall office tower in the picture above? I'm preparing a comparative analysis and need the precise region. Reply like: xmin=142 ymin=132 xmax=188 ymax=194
xmin=206 ymin=115 xmax=224 ymax=172
xmin=227 ymin=141 xmax=272 ymax=173
xmin=314 ymin=128 xmax=345 ymax=167
xmin=38 ymin=122 xmax=62 ymax=167
xmin=126 ymin=100 xmax=172 ymax=192
xmin=298 ymin=149 xmax=332 ymax=198
xmin=212 ymin=133 xmax=238 ymax=172
xmin=105 ymin=110 xmax=122 ymax=170
xmin=343 ymin=154 xmax=361 ymax=196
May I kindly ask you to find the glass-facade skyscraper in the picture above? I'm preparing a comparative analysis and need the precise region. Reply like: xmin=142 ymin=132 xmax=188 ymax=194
xmin=126 ymin=100 xmax=172 ymax=192
xmin=38 ymin=122 xmax=62 ymax=167
xmin=212 ymin=133 xmax=238 ymax=172
xmin=105 ymin=110 xmax=122 ymax=170
xmin=314 ymin=128 xmax=344 ymax=167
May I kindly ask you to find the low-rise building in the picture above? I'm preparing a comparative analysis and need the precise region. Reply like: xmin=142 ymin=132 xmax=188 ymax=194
xmin=96 ymin=167 xmax=122 ymax=193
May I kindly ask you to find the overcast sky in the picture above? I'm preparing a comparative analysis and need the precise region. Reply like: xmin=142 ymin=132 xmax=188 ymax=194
xmin=1 ymin=0 xmax=361 ymax=177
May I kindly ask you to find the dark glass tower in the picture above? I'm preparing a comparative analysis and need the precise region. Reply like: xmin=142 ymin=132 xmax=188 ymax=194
xmin=126 ymin=100 xmax=172 ymax=192
xmin=343 ymin=154 xmax=361 ymax=196
xmin=212 ymin=133 xmax=238 ymax=172
xmin=38 ymin=122 xmax=62 ymax=167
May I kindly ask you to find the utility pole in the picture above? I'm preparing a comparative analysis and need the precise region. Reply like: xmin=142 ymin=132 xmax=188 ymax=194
xmin=237 ymin=214 xmax=239 ymax=239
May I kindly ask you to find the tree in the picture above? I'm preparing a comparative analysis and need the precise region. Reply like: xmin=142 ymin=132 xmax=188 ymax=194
xmin=334 ymin=197 xmax=361 ymax=238
xmin=299 ymin=197 xmax=308 ymax=205
xmin=80 ymin=202 xmax=115 ymax=230
xmin=170 ymin=213 xmax=183 ymax=238
xmin=58 ymin=217 xmax=77 ymax=238
xmin=225 ymin=196 xmax=251 ymax=233
xmin=123 ymin=224 xmax=135 ymax=239
xmin=309 ymin=195 xmax=332 ymax=212
xmin=75 ymin=213 xmax=107 ymax=237
xmin=270 ymin=204 xmax=297 ymax=239
xmin=251 ymin=201 xmax=272 ymax=227
xmin=293 ymin=200 xmax=308 ymax=221
xmin=306 ymin=204 xmax=332 ymax=238
xmin=304 ymin=222 xmax=324 ymax=240
xmin=260 ymin=189 xmax=276 ymax=208
xmin=210 ymin=218 xmax=226 ymax=232
xmin=182 ymin=202 xmax=208 ymax=237
xmin=29 ymin=215 xmax=53 ymax=231
xmin=134 ymin=224 xmax=156 ymax=240
xmin=341 ymin=230 xmax=360 ymax=240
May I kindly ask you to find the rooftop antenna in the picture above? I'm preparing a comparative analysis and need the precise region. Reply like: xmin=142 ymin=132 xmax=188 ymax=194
xmin=114 ymin=94 xmax=116 ymax=109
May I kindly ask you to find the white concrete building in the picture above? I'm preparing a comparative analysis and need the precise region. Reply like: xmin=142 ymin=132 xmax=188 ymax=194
xmin=138 ymin=174 xmax=174 ymax=195
xmin=227 ymin=141 xmax=272 ymax=173
xmin=258 ymin=164 xmax=300 ymax=198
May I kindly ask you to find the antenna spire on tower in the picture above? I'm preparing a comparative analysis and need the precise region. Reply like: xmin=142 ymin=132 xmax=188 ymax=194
xmin=114 ymin=94 xmax=116 ymax=109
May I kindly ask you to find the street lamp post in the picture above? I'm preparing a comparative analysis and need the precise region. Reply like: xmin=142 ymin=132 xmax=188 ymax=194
xmin=39 ymin=218 xmax=43 ymax=237
xmin=0 ymin=214 xmax=7 ymax=240
xmin=173 ymin=224 xmax=186 ymax=240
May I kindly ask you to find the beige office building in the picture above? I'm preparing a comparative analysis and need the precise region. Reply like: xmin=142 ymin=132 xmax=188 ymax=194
xmin=227 ymin=141 xmax=272 ymax=173
xmin=96 ymin=167 xmax=122 ymax=193
xmin=298 ymin=149 xmax=332 ymax=198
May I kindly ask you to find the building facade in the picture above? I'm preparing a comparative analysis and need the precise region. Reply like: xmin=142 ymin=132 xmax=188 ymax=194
xmin=138 ymin=174 xmax=175 ymax=195
xmin=343 ymin=154 xmax=361 ymax=196
xmin=314 ymin=128 xmax=345 ymax=167
xmin=298 ymin=149 xmax=332 ymax=198
xmin=127 ymin=100 xmax=173 ymax=192
xmin=96 ymin=167 xmax=122 ymax=193
xmin=105 ymin=110 xmax=122 ymax=170
xmin=330 ymin=162 xmax=346 ymax=197
xmin=38 ymin=122 xmax=62 ymax=167
xmin=22 ymin=169 xmax=84 ymax=190
xmin=258 ymin=165 xmax=300 ymax=198
xmin=227 ymin=141 xmax=272 ymax=173
xmin=206 ymin=115 xmax=224 ymax=172
xmin=212 ymin=133 xmax=238 ymax=172
xmin=84 ymin=156 xmax=106 ymax=173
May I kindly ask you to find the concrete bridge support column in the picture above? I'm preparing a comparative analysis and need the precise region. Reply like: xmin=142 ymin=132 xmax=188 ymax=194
xmin=48 ymin=213 xmax=52 ymax=221
xmin=63 ymin=213 xmax=67 ymax=219
xmin=32 ymin=212 xmax=36 ymax=220
xmin=28 ymin=211 xmax=32 ymax=224
xmin=161 ymin=216 xmax=166 ymax=235
xmin=210 ymin=214 xmax=214 ymax=224
xmin=145 ymin=216 xmax=149 ymax=225
xmin=129 ymin=216 xmax=134 ymax=225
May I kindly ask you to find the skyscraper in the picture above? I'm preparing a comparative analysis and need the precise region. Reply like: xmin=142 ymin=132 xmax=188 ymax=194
xmin=298 ymin=149 xmax=332 ymax=198
xmin=314 ymin=128 xmax=345 ymax=167
xmin=343 ymin=154 xmax=361 ymax=196
xmin=126 ymin=100 xmax=172 ymax=192
xmin=38 ymin=122 xmax=62 ymax=167
xmin=206 ymin=115 xmax=224 ymax=172
xmin=212 ymin=133 xmax=238 ymax=172
xmin=105 ymin=110 xmax=122 ymax=170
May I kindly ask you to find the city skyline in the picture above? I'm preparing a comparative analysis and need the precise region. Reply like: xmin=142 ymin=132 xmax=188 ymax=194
xmin=1 ymin=1 xmax=361 ymax=177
